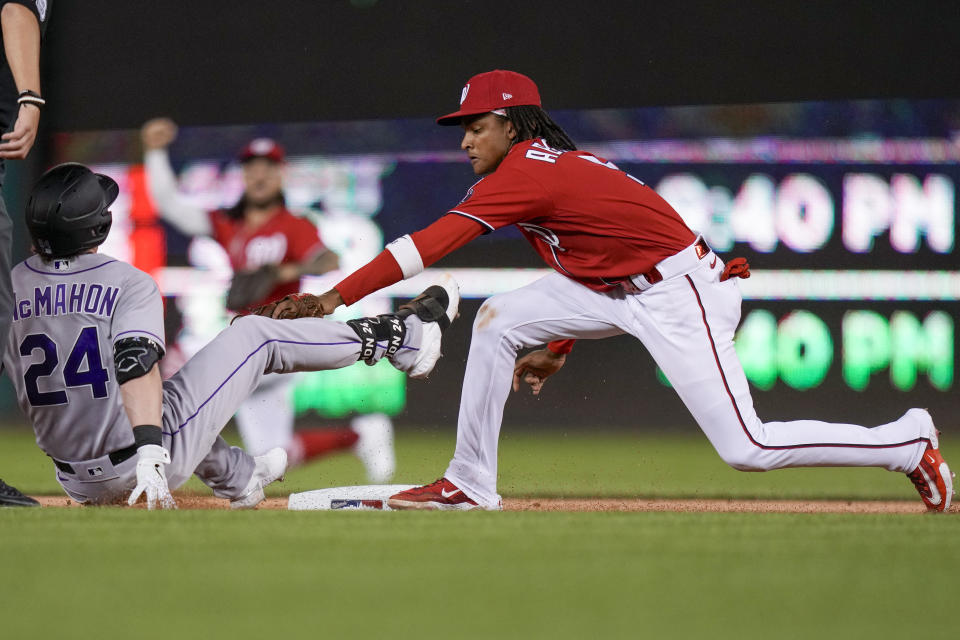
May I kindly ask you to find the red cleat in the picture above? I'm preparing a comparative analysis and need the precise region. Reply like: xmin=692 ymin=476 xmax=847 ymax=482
xmin=907 ymin=427 xmax=954 ymax=512
xmin=388 ymin=478 xmax=480 ymax=511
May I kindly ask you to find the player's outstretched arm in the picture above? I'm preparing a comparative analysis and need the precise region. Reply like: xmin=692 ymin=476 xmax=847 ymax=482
xmin=242 ymin=215 xmax=483 ymax=320
xmin=141 ymin=117 xmax=212 ymax=236
xmin=512 ymin=348 xmax=567 ymax=396
xmin=333 ymin=214 xmax=484 ymax=309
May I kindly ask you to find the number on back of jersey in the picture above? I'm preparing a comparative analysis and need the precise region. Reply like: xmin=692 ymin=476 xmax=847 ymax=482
xmin=19 ymin=326 xmax=110 ymax=407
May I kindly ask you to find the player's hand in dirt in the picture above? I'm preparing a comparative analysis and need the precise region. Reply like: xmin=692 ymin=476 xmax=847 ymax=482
xmin=513 ymin=348 xmax=566 ymax=396
xmin=127 ymin=445 xmax=177 ymax=510
xmin=141 ymin=117 xmax=178 ymax=150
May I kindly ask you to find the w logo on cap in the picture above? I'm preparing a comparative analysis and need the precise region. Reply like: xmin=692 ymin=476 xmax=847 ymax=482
xmin=437 ymin=70 xmax=541 ymax=126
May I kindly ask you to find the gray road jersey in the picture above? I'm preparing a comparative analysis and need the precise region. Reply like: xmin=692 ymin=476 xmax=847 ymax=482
xmin=2 ymin=253 xmax=165 ymax=462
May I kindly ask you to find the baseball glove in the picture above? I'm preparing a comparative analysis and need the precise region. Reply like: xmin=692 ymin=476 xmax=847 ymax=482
xmin=720 ymin=257 xmax=751 ymax=281
xmin=225 ymin=265 xmax=280 ymax=311
xmin=246 ymin=293 xmax=325 ymax=320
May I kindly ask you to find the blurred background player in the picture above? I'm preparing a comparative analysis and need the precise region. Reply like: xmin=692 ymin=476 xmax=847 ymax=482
xmin=140 ymin=118 xmax=394 ymax=481
xmin=0 ymin=0 xmax=48 ymax=507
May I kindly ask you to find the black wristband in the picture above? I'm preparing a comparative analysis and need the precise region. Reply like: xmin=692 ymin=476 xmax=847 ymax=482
xmin=17 ymin=90 xmax=45 ymax=109
xmin=133 ymin=424 xmax=163 ymax=448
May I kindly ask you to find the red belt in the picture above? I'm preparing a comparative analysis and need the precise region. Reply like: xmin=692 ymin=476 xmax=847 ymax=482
xmin=641 ymin=238 xmax=709 ymax=285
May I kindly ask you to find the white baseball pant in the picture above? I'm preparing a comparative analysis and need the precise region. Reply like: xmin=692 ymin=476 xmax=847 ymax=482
xmin=444 ymin=252 xmax=931 ymax=509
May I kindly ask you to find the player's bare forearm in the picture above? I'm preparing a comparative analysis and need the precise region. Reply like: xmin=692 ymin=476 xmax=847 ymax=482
xmin=119 ymin=364 xmax=163 ymax=428
xmin=311 ymin=250 xmax=340 ymax=275
xmin=1 ymin=3 xmax=40 ymax=97
xmin=279 ymin=250 xmax=339 ymax=282
xmin=512 ymin=348 xmax=567 ymax=395
xmin=0 ymin=2 xmax=40 ymax=159
xmin=310 ymin=289 xmax=344 ymax=317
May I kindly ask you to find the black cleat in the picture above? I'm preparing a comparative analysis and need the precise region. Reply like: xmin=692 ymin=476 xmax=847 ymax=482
xmin=396 ymin=275 xmax=459 ymax=332
xmin=0 ymin=478 xmax=40 ymax=507
xmin=398 ymin=274 xmax=460 ymax=378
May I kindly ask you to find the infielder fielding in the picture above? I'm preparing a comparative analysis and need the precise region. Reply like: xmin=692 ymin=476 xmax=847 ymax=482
xmin=272 ymin=70 xmax=953 ymax=512
xmin=2 ymin=162 xmax=459 ymax=509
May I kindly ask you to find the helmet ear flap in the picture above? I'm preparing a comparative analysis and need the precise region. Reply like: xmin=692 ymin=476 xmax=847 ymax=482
xmin=96 ymin=174 xmax=119 ymax=205
xmin=95 ymin=219 xmax=112 ymax=241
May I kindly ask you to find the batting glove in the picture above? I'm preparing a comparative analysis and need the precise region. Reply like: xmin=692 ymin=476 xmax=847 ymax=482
xmin=127 ymin=444 xmax=177 ymax=510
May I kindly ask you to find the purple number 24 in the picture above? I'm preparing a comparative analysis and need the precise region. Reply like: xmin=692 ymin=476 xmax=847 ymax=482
xmin=20 ymin=326 xmax=109 ymax=407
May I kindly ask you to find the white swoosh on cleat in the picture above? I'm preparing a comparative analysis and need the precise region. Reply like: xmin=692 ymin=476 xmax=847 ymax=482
xmin=441 ymin=488 xmax=461 ymax=499
xmin=919 ymin=466 xmax=942 ymax=506
xmin=939 ymin=462 xmax=953 ymax=510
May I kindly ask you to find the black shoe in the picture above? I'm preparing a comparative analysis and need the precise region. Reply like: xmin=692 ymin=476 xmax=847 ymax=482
xmin=0 ymin=478 xmax=40 ymax=507
xmin=397 ymin=274 xmax=460 ymax=378
xmin=395 ymin=275 xmax=459 ymax=332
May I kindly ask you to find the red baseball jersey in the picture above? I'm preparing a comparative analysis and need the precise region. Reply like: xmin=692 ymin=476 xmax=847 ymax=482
xmin=335 ymin=138 xmax=696 ymax=305
xmin=209 ymin=206 xmax=325 ymax=306
xmin=449 ymin=138 xmax=695 ymax=290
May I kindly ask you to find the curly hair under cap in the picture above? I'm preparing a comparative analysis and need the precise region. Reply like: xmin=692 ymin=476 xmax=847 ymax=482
xmin=500 ymin=105 xmax=577 ymax=151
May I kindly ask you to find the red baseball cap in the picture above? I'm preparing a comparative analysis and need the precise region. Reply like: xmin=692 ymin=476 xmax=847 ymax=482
xmin=436 ymin=69 xmax=541 ymax=126
xmin=239 ymin=137 xmax=286 ymax=163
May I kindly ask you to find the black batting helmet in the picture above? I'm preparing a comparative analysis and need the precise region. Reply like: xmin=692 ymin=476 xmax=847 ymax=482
xmin=25 ymin=163 xmax=118 ymax=259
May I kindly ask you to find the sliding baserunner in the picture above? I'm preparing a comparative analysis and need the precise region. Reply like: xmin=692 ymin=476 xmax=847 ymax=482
xmin=3 ymin=163 xmax=459 ymax=509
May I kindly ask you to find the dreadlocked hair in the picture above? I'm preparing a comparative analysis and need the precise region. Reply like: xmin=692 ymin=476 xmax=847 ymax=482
xmin=502 ymin=105 xmax=577 ymax=151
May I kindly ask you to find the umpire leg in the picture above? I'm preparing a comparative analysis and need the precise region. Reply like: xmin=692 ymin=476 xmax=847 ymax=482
xmin=0 ymin=162 xmax=39 ymax=507
xmin=0 ymin=180 xmax=13 ymax=349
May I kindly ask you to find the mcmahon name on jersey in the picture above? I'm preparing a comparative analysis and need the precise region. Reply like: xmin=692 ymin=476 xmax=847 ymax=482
xmin=13 ymin=283 xmax=121 ymax=321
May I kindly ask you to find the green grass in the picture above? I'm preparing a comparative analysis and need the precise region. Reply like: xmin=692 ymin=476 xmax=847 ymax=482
xmin=1 ymin=427 xmax=957 ymax=639
xmin=2 ymin=509 xmax=957 ymax=639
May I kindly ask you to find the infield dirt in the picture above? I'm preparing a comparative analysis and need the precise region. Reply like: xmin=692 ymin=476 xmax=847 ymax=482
xmin=30 ymin=493 xmax=943 ymax=513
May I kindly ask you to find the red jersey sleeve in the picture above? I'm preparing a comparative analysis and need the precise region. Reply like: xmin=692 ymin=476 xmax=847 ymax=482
xmin=448 ymin=165 xmax=550 ymax=232
xmin=284 ymin=216 xmax=325 ymax=262
xmin=334 ymin=250 xmax=404 ymax=305
xmin=334 ymin=214 xmax=486 ymax=305
xmin=547 ymin=339 xmax=576 ymax=355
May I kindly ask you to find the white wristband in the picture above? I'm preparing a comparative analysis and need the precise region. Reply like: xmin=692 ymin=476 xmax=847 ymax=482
xmin=385 ymin=235 xmax=424 ymax=279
